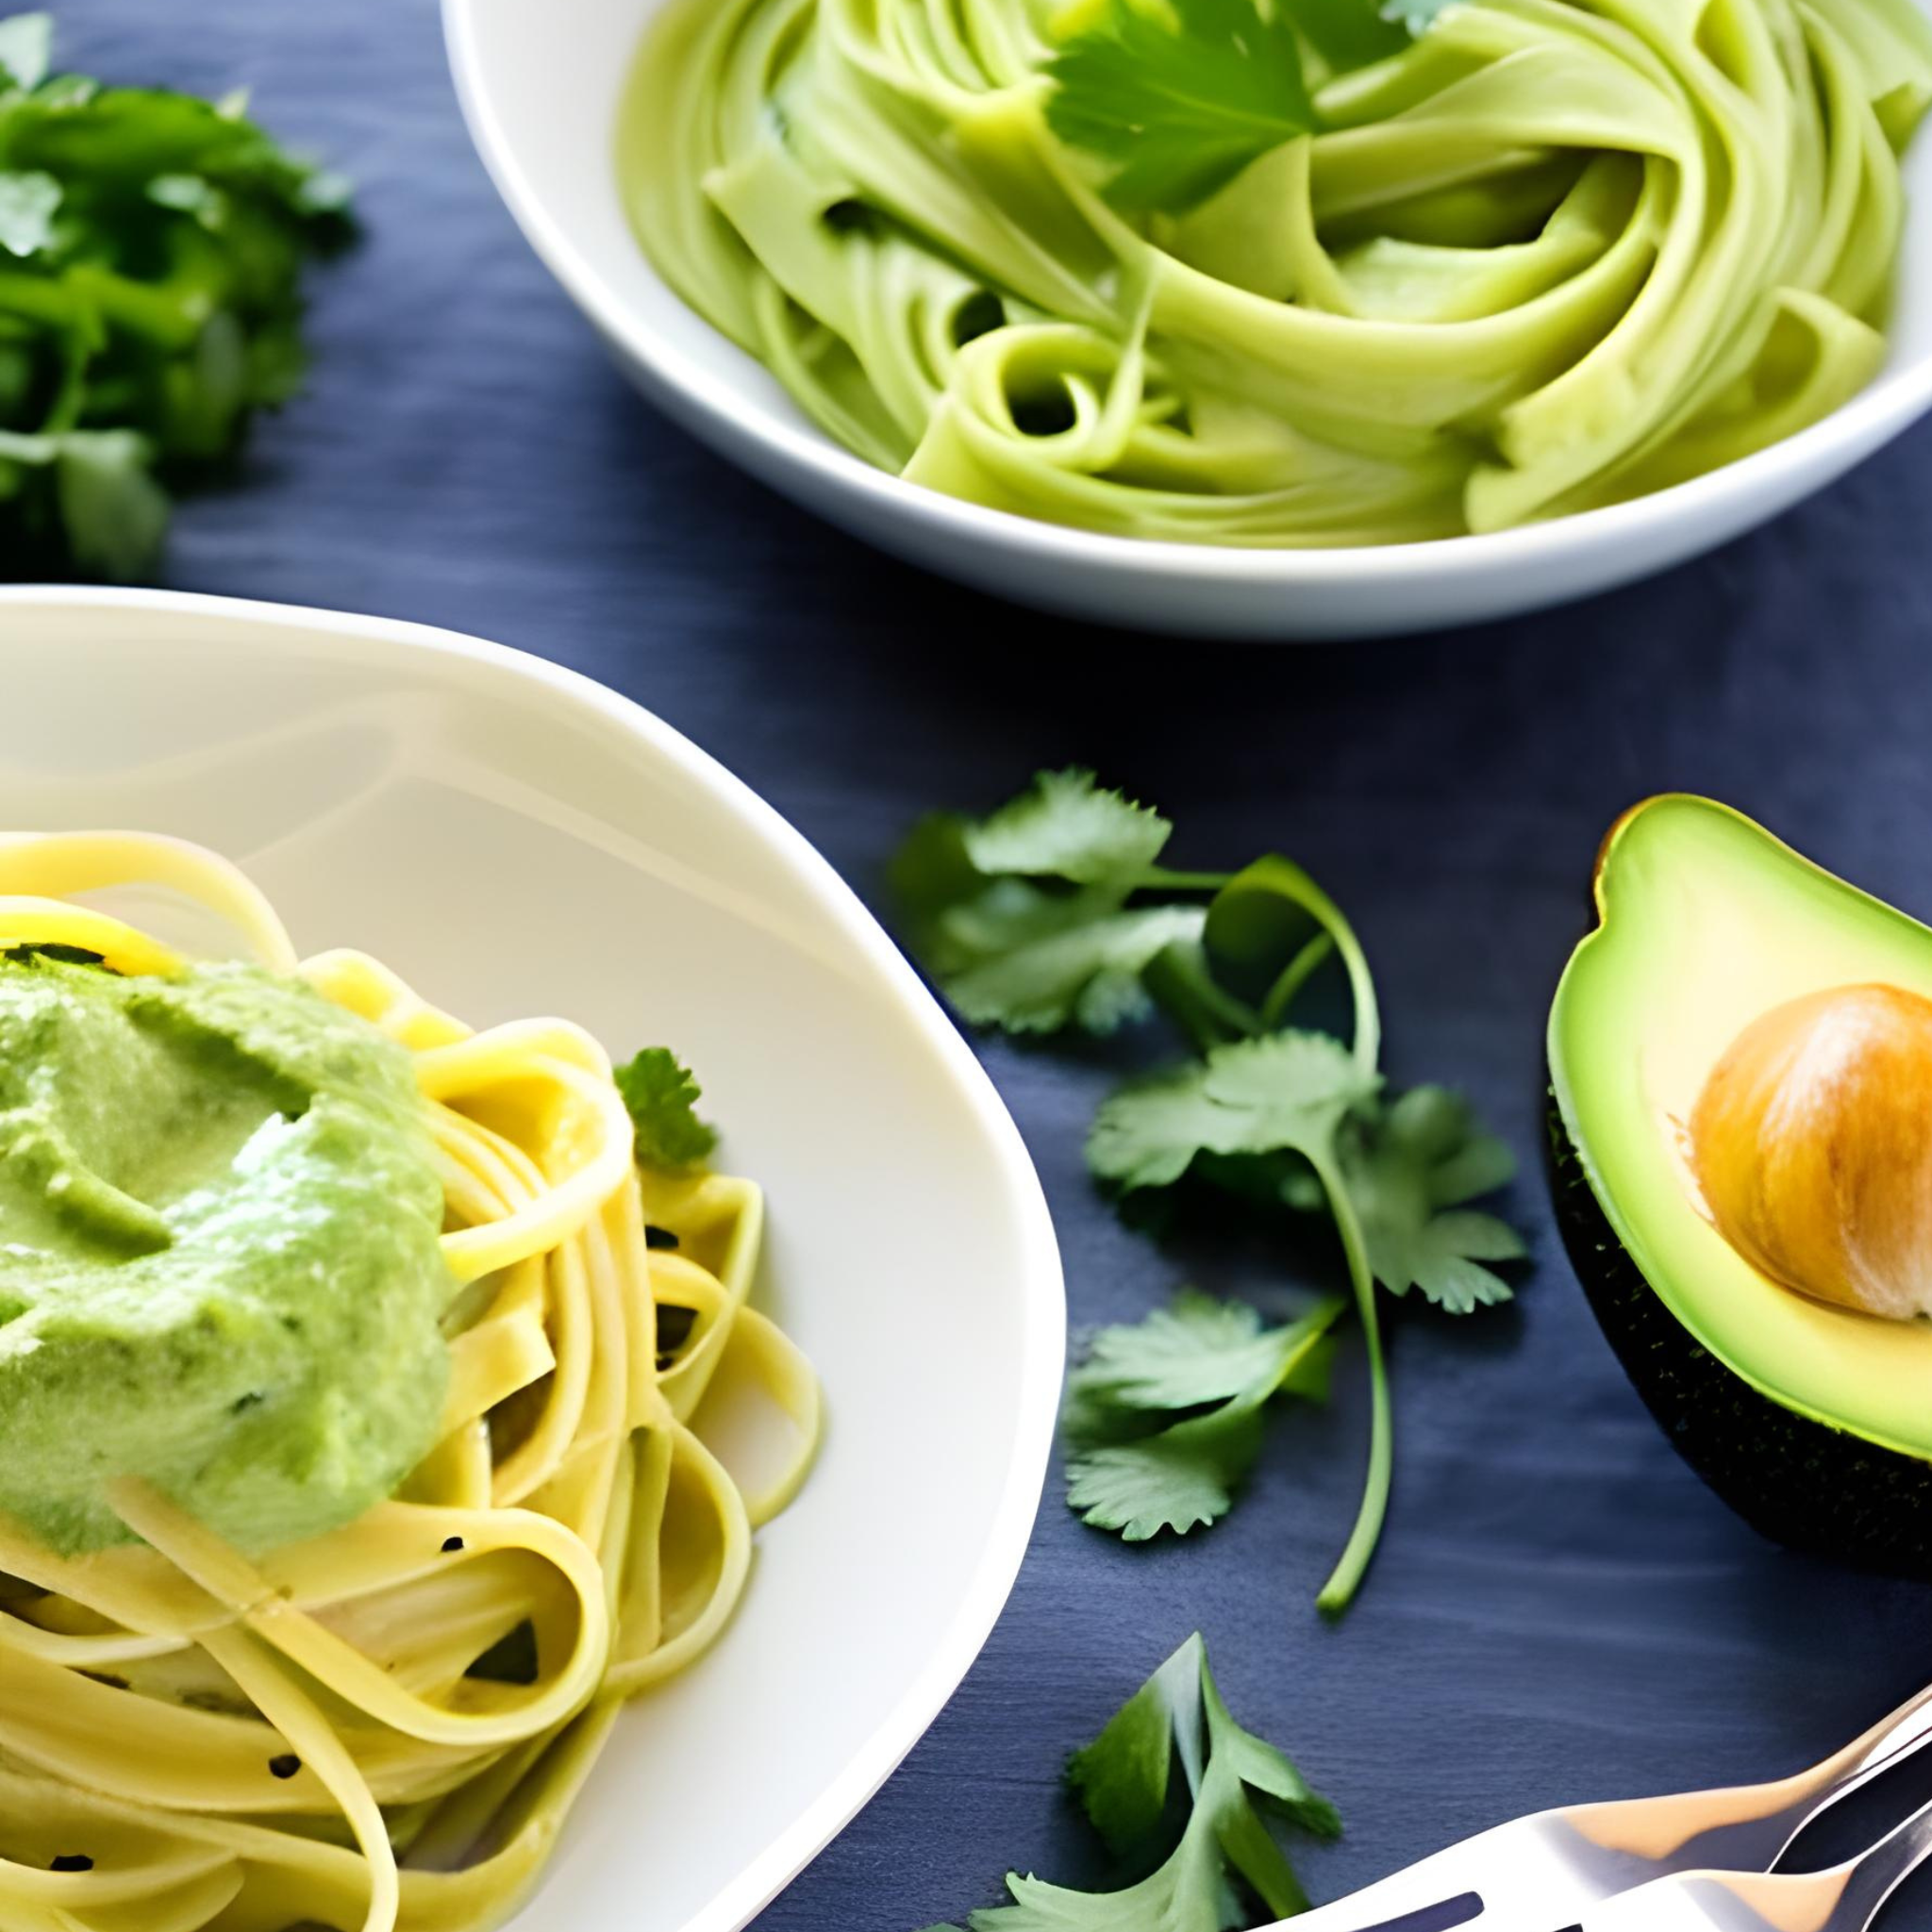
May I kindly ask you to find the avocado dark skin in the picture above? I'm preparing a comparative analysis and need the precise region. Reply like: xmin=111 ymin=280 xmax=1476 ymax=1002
xmin=1544 ymin=1092 xmax=1932 ymax=1579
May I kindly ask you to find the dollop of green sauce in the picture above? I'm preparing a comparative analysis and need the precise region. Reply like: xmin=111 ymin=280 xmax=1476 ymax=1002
xmin=0 ymin=950 xmax=452 ymax=1555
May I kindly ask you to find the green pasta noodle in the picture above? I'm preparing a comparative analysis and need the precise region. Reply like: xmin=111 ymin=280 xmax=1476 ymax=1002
xmin=623 ymin=0 xmax=1932 ymax=544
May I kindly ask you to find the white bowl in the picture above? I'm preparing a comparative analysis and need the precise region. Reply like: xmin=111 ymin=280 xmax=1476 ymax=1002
xmin=444 ymin=0 xmax=1932 ymax=641
xmin=0 ymin=587 xmax=1066 ymax=1932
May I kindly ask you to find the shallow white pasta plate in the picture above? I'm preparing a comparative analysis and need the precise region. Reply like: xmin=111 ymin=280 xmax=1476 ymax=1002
xmin=0 ymin=586 xmax=1065 ymax=1932
xmin=444 ymin=0 xmax=1932 ymax=642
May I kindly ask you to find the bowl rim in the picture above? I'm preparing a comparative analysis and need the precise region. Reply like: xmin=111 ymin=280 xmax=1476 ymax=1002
xmin=442 ymin=0 xmax=1932 ymax=591
xmin=0 ymin=582 xmax=1069 ymax=1932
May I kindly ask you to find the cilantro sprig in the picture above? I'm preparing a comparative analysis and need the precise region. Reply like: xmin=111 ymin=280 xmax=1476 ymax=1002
xmin=1043 ymin=0 xmax=1442 ymax=214
xmin=615 ymin=1048 xmax=719 ymax=1170
xmin=940 ymin=1633 xmax=1341 ymax=1932
xmin=893 ymin=770 xmax=1524 ymax=1613
xmin=0 ymin=13 xmax=351 ymax=578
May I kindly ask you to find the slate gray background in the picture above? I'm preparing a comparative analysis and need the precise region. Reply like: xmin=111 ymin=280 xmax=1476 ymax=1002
xmin=40 ymin=1 xmax=1932 ymax=1924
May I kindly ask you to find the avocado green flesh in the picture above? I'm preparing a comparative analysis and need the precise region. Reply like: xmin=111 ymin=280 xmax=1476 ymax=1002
xmin=0 ymin=953 xmax=452 ymax=1556
xmin=1548 ymin=795 xmax=1932 ymax=1465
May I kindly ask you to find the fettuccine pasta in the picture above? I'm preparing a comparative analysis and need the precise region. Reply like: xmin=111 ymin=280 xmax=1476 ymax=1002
xmin=0 ymin=833 xmax=821 ymax=1932
xmin=625 ymin=0 xmax=1932 ymax=542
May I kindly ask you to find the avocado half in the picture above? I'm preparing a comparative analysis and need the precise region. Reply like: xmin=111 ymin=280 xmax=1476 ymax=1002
xmin=1547 ymin=794 xmax=1932 ymax=1574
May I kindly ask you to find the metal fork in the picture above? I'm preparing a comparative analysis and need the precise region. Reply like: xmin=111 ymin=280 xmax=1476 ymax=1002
xmin=1273 ymin=1681 xmax=1932 ymax=1932
xmin=1571 ymin=1792 xmax=1932 ymax=1932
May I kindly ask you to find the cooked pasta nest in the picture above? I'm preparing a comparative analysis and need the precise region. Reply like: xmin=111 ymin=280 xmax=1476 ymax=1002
xmin=627 ymin=0 xmax=1932 ymax=542
xmin=0 ymin=832 xmax=820 ymax=1932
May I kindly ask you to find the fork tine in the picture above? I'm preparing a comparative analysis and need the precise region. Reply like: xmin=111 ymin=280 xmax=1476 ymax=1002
xmin=1260 ymin=1813 xmax=1649 ymax=1932
xmin=1255 ymin=1824 xmax=1513 ymax=1932
xmin=1824 ymin=1792 xmax=1932 ymax=1930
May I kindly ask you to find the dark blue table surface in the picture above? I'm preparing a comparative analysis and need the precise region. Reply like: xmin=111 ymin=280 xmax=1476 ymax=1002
xmin=41 ymin=2 xmax=1932 ymax=1924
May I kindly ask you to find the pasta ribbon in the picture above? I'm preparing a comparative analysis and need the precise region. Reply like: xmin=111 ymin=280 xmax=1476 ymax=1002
xmin=625 ymin=0 xmax=1932 ymax=541
xmin=0 ymin=834 xmax=821 ymax=1932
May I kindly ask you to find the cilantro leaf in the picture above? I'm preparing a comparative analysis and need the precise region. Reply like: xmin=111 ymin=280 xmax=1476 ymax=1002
xmin=1339 ymin=1087 xmax=1524 ymax=1312
xmin=1065 ymin=1292 xmax=1343 ymax=1540
xmin=959 ymin=1635 xmax=1340 ymax=1932
xmin=0 ymin=168 xmax=58 ymax=255
xmin=947 ymin=901 xmax=1208 ymax=1034
xmin=896 ymin=769 xmax=1172 ymax=915
xmin=1198 ymin=1660 xmax=1341 ymax=1841
xmin=963 ymin=768 xmax=1173 ymax=883
xmin=1074 ymin=1287 xmax=1306 ymax=1410
xmin=54 ymin=429 xmax=169 ymax=580
xmin=1046 ymin=0 xmax=1316 ymax=213
xmin=614 ymin=1048 xmax=720 ymax=1170
xmin=1066 ymin=1636 xmax=1205 ymax=1851
xmin=0 ymin=13 xmax=51 ymax=93
xmin=891 ymin=771 xmax=1214 ymax=1035
xmin=1087 ymin=1032 xmax=1377 ymax=1190
xmin=1067 ymin=1403 xmax=1267 ymax=1541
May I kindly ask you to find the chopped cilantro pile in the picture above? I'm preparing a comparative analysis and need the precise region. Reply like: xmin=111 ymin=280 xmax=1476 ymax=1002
xmin=0 ymin=12 xmax=351 ymax=579
xmin=937 ymin=1633 xmax=1341 ymax=1931
xmin=894 ymin=770 xmax=1524 ymax=1612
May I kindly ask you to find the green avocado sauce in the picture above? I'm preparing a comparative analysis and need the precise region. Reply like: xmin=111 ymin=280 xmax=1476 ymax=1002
xmin=0 ymin=949 xmax=453 ymax=1556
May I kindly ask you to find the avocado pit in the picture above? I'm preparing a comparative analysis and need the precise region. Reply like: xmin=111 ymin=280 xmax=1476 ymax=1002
xmin=1691 ymin=982 xmax=1932 ymax=1324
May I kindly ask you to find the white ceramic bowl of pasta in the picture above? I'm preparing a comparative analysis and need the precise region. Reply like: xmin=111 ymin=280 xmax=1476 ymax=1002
xmin=0 ymin=587 xmax=1064 ymax=1932
xmin=444 ymin=0 xmax=1932 ymax=641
